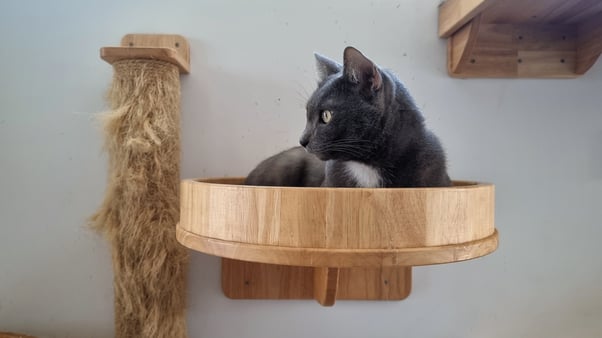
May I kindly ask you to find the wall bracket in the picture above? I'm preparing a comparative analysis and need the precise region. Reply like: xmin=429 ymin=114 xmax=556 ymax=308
xmin=222 ymin=259 xmax=412 ymax=307
xmin=100 ymin=34 xmax=190 ymax=74
xmin=439 ymin=0 xmax=602 ymax=78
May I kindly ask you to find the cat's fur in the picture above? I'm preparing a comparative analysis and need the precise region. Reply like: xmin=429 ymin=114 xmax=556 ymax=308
xmin=245 ymin=146 xmax=325 ymax=186
xmin=246 ymin=47 xmax=450 ymax=188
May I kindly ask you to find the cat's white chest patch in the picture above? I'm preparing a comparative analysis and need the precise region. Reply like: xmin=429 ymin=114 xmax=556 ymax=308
xmin=344 ymin=161 xmax=382 ymax=188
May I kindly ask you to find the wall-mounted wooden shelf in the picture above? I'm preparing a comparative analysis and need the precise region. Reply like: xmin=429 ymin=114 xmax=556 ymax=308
xmin=176 ymin=178 xmax=498 ymax=306
xmin=438 ymin=0 xmax=602 ymax=78
xmin=100 ymin=34 xmax=190 ymax=73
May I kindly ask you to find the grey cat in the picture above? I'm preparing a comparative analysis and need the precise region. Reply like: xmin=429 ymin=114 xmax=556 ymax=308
xmin=245 ymin=47 xmax=450 ymax=188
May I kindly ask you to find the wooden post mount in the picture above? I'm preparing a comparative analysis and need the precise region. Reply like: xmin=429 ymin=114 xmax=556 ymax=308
xmin=100 ymin=34 xmax=190 ymax=74
xmin=439 ymin=0 xmax=602 ymax=78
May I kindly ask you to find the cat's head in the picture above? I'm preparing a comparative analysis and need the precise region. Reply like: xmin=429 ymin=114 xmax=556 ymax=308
xmin=300 ymin=47 xmax=408 ymax=162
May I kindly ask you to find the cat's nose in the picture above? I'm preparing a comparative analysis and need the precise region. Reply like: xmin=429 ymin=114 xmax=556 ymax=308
xmin=299 ymin=137 xmax=309 ymax=148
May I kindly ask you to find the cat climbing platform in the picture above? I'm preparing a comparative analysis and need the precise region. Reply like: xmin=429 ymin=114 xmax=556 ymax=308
xmin=176 ymin=178 xmax=498 ymax=306
xmin=438 ymin=0 xmax=602 ymax=78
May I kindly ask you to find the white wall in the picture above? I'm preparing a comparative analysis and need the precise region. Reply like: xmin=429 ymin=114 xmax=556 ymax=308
xmin=1 ymin=1 xmax=601 ymax=337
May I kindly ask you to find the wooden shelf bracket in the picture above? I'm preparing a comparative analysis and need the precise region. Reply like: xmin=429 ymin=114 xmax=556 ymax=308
xmin=439 ymin=0 xmax=602 ymax=78
xmin=100 ymin=34 xmax=190 ymax=74
xmin=221 ymin=259 xmax=412 ymax=307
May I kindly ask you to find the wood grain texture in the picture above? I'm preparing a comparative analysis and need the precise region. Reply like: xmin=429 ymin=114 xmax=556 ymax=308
xmin=100 ymin=34 xmax=190 ymax=73
xmin=440 ymin=0 xmax=602 ymax=77
xmin=178 ymin=227 xmax=498 ymax=267
xmin=448 ymin=23 xmax=578 ymax=78
xmin=189 ymin=178 xmax=495 ymax=306
xmin=576 ymin=14 xmax=602 ymax=74
xmin=439 ymin=0 xmax=497 ymax=38
xmin=222 ymin=259 xmax=411 ymax=305
xmin=448 ymin=14 xmax=482 ymax=74
xmin=177 ymin=178 xmax=498 ymax=267
xmin=337 ymin=265 xmax=411 ymax=301
xmin=313 ymin=267 xmax=339 ymax=306
xmin=222 ymin=259 xmax=314 ymax=299
xmin=121 ymin=34 xmax=190 ymax=64
xmin=0 ymin=333 xmax=36 ymax=338
xmin=480 ymin=0 xmax=602 ymax=24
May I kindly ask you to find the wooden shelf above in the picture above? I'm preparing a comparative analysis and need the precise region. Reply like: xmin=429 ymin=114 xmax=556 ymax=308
xmin=100 ymin=34 xmax=190 ymax=74
xmin=176 ymin=178 xmax=498 ymax=306
xmin=438 ymin=0 xmax=602 ymax=78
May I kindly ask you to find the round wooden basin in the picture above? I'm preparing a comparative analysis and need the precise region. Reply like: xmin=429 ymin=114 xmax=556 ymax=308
xmin=176 ymin=178 xmax=498 ymax=267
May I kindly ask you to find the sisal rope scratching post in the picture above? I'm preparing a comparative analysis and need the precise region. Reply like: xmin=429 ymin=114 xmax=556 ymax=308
xmin=91 ymin=34 xmax=190 ymax=338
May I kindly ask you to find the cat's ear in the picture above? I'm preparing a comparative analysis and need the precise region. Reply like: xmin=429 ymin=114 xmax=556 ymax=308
xmin=314 ymin=53 xmax=342 ymax=82
xmin=343 ymin=46 xmax=382 ymax=92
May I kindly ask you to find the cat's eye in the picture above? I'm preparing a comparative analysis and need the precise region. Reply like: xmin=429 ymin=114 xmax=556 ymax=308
xmin=321 ymin=110 xmax=332 ymax=124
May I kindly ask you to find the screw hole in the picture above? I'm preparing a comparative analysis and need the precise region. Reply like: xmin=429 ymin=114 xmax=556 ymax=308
xmin=128 ymin=42 xmax=134 ymax=47
xmin=560 ymin=59 xmax=565 ymax=63
xmin=518 ymin=59 xmax=523 ymax=63
xmin=518 ymin=36 xmax=523 ymax=40
xmin=175 ymin=42 xmax=180 ymax=48
xmin=562 ymin=35 xmax=567 ymax=40
xmin=244 ymin=280 xmax=250 ymax=286
xmin=470 ymin=58 xmax=476 ymax=64
xmin=384 ymin=280 xmax=389 ymax=285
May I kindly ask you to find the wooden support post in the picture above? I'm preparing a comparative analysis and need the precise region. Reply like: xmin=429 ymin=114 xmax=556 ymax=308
xmin=313 ymin=267 xmax=340 ymax=306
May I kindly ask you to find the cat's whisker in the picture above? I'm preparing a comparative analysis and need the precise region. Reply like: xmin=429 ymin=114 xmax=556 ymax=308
xmin=320 ymin=142 xmax=369 ymax=152
xmin=321 ymin=145 xmax=367 ymax=158
xmin=330 ymin=139 xmax=379 ymax=146
xmin=329 ymin=143 xmax=377 ymax=154
xmin=292 ymin=81 xmax=310 ymax=104
xmin=330 ymin=142 xmax=376 ymax=147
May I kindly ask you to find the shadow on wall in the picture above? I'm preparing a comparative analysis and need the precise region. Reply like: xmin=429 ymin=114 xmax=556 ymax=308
xmin=590 ymin=131 xmax=602 ymax=180
xmin=0 ymin=231 xmax=114 ymax=338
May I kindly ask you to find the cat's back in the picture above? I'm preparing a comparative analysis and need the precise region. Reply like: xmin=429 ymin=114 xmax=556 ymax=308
xmin=410 ymin=130 xmax=451 ymax=187
xmin=244 ymin=146 xmax=325 ymax=187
